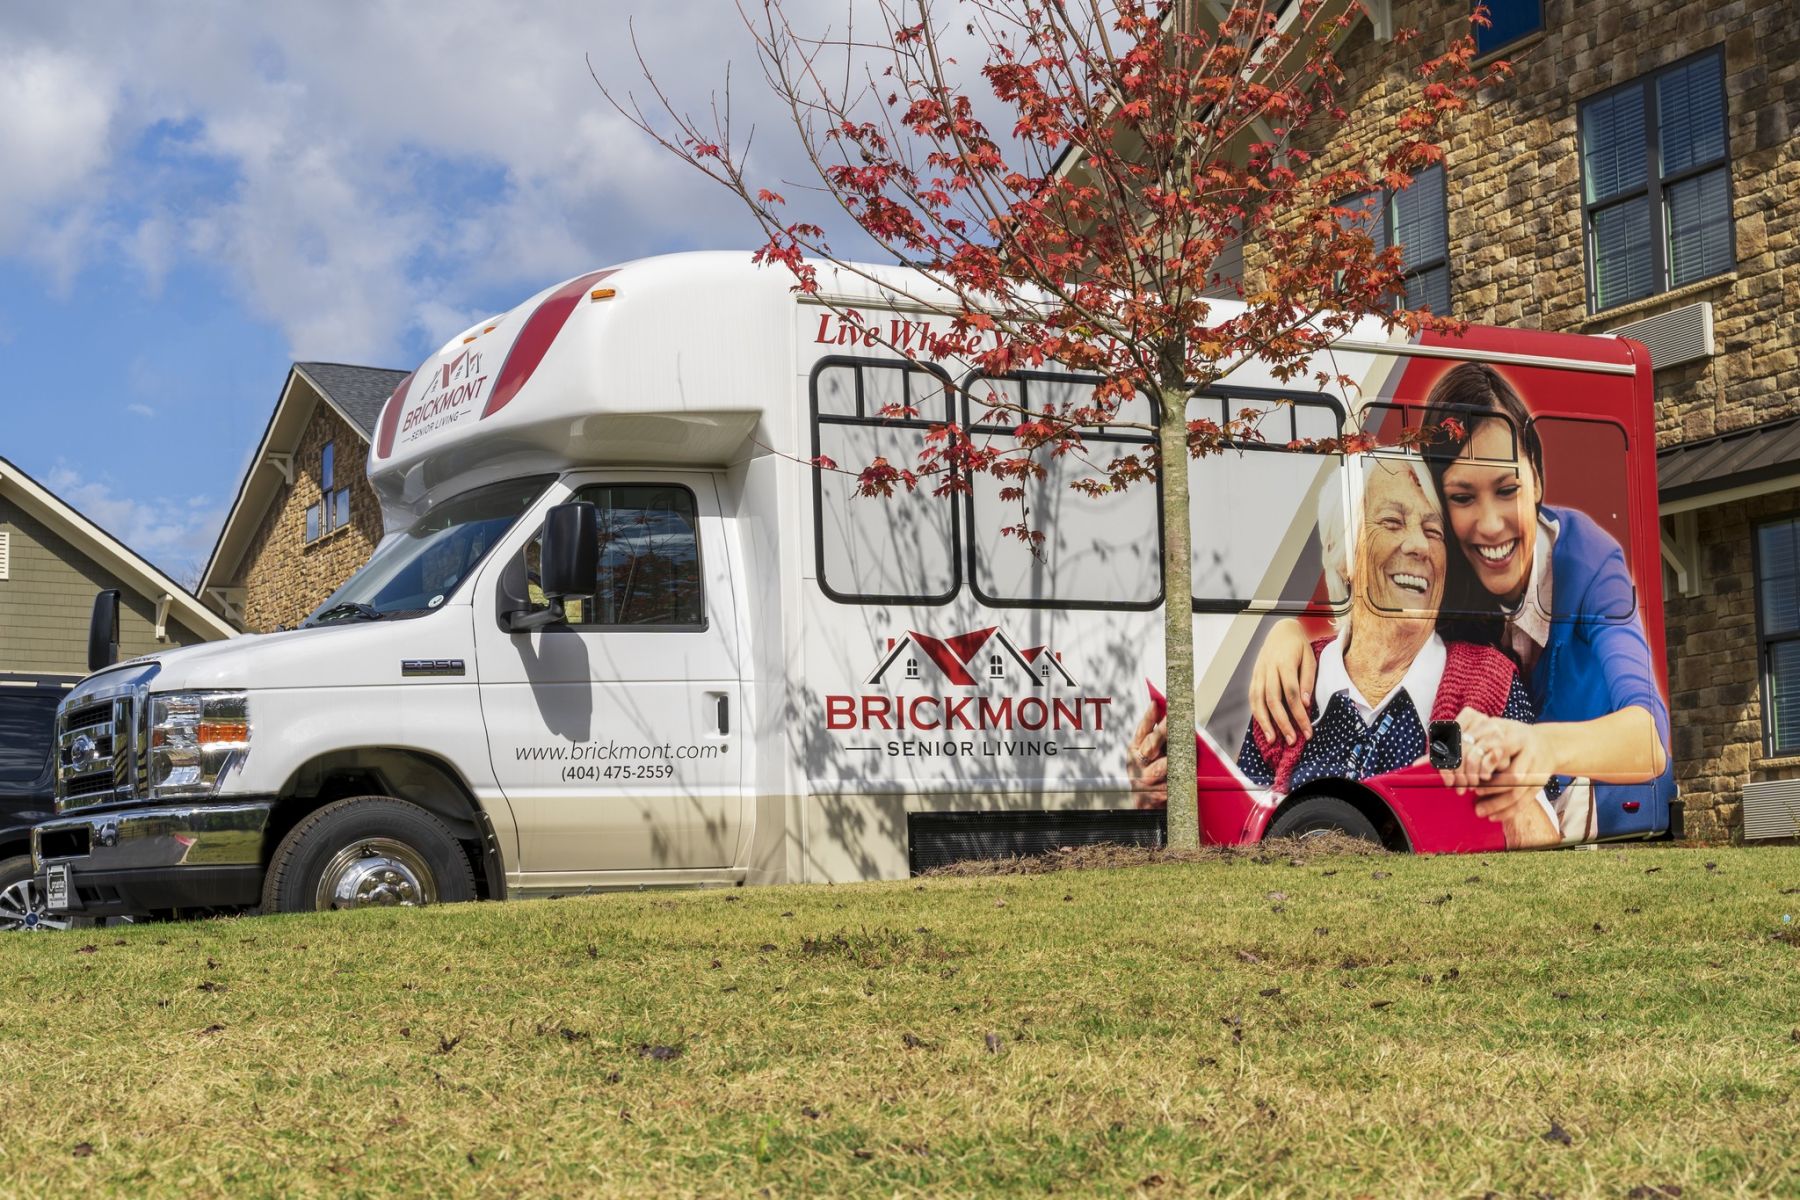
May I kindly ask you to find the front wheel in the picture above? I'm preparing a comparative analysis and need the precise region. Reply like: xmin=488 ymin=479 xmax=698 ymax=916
xmin=262 ymin=797 xmax=476 ymax=914
xmin=1265 ymin=796 xmax=1383 ymax=844
xmin=0 ymin=855 xmax=72 ymax=932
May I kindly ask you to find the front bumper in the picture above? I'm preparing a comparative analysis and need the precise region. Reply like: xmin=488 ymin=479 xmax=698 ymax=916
xmin=31 ymin=801 xmax=273 ymax=917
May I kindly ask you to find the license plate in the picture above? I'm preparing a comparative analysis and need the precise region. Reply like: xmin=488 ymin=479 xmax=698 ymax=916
xmin=44 ymin=864 xmax=70 ymax=912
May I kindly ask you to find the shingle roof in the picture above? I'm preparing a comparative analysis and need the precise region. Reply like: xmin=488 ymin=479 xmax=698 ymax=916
xmin=294 ymin=362 xmax=411 ymax=438
xmin=1658 ymin=415 xmax=1800 ymax=503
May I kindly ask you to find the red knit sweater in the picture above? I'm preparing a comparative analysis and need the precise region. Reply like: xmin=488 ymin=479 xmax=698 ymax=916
xmin=1249 ymin=636 xmax=1520 ymax=793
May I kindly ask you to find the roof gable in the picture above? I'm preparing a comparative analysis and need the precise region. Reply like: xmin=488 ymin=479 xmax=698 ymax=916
xmin=294 ymin=362 xmax=411 ymax=438
xmin=199 ymin=361 xmax=409 ymax=613
xmin=0 ymin=456 xmax=236 ymax=640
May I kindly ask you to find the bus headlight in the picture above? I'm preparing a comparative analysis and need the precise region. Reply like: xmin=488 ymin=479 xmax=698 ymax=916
xmin=148 ymin=692 xmax=250 ymax=798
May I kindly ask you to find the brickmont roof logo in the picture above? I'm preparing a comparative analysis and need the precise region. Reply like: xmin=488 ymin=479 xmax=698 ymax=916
xmin=865 ymin=626 xmax=1077 ymax=688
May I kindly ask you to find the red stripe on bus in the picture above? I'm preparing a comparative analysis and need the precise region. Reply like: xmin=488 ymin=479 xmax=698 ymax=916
xmin=481 ymin=269 xmax=617 ymax=419
xmin=374 ymin=369 xmax=419 ymax=460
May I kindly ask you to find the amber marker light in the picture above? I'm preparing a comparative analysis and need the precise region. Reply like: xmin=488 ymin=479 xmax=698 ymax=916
xmin=198 ymin=720 xmax=250 ymax=746
xmin=590 ymin=287 xmax=616 ymax=301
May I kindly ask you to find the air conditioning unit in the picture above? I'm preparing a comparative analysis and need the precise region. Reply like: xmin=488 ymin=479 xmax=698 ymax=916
xmin=1741 ymin=778 xmax=1800 ymax=841
xmin=1607 ymin=302 xmax=1715 ymax=371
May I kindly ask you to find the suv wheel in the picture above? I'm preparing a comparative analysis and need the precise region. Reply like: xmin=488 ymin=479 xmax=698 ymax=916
xmin=262 ymin=796 xmax=476 ymax=914
xmin=0 ymin=855 xmax=72 ymax=932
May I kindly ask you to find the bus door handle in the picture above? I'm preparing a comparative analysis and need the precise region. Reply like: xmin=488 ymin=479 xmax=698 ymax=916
xmin=714 ymin=693 xmax=730 ymax=736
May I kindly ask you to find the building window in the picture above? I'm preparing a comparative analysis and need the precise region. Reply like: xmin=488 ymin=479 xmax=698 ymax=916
xmin=1757 ymin=517 xmax=1800 ymax=756
xmin=1337 ymin=163 xmax=1450 ymax=316
xmin=1580 ymin=49 xmax=1732 ymax=313
xmin=305 ymin=439 xmax=353 ymax=543
xmin=1473 ymin=1 xmax=1543 ymax=57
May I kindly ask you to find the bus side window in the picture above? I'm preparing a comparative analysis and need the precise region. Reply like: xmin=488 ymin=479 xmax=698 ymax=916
xmin=811 ymin=358 xmax=960 ymax=605
xmin=1532 ymin=415 xmax=1637 ymax=622
xmin=965 ymin=372 xmax=1161 ymax=609
xmin=522 ymin=484 xmax=707 ymax=628
xmin=1189 ymin=392 xmax=1346 ymax=614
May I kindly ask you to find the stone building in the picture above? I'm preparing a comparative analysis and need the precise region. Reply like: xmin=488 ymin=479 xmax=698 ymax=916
xmin=1259 ymin=0 xmax=1799 ymax=839
xmin=0 ymin=456 xmax=234 ymax=677
xmin=198 ymin=362 xmax=408 ymax=634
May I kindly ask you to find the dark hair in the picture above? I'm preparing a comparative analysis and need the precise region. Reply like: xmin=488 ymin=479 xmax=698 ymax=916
xmin=1418 ymin=362 xmax=1542 ymax=644
xmin=1418 ymin=362 xmax=1544 ymax=495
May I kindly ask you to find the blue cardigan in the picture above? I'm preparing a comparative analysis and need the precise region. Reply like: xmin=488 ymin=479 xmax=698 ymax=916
xmin=1530 ymin=505 xmax=1677 ymax=837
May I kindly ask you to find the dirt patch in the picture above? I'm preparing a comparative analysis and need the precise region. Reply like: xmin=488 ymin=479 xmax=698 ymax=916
xmin=921 ymin=833 xmax=1386 ymax=877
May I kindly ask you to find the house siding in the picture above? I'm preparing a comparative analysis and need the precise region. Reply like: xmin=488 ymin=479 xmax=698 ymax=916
xmin=235 ymin=401 xmax=383 ymax=633
xmin=0 ymin=498 xmax=205 ymax=675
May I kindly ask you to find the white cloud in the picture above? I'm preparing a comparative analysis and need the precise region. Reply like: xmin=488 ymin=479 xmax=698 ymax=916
xmin=127 ymin=403 xmax=156 ymax=418
xmin=0 ymin=46 xmax=116 ymax=244
xmin=0 ymin=1 xmax=869 ymax=364
xmin=44 ymin=464 xmax=225 ymax=584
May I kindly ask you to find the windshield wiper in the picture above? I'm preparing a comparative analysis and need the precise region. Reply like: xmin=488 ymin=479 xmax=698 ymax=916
xmin=309 ymin=602 xmax=386 ymax=626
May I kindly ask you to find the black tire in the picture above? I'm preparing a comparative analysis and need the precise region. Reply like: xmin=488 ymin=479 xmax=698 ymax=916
xmin=1266 ymin=796 xmax=1383 ymax=844
xmin=0 ymin=854 xmax=73 ymax=932
xmin=262 ymin=795 xmax=476 ymax=914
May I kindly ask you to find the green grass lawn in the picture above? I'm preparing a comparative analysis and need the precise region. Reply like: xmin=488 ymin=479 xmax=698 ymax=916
xmin=3 ymin=842 xmax=1798 ymax=1198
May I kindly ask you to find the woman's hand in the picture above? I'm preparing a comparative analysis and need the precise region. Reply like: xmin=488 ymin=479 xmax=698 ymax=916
xmin=1126 ymin=703 xmax=1167 ymax=809
xmin=1250 ymin=619 xmax=1317 ymax=747
xmin=1439 ymin=710 xmax=1558 ymax=824
xmin=1499 ymin=795 xmax=1562 ymax=849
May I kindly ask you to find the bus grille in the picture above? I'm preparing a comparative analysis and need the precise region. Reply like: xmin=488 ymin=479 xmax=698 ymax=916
xmin=56 ymin=696 xmax=138 ymax=810
xmin=907 ymin=809 xmax=1165 ymax=874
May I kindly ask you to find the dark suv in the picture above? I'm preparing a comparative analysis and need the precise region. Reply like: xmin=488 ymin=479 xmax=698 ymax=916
xmin=1 ymin=675 xmax=76 ymax=930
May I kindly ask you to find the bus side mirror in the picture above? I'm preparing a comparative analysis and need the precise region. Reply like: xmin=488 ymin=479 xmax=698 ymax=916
xmin=540 ymin=502 xmax=597 ymax=600
xmin=503 ymin=502 xmax=597 ymax=633
xmin=88 ymin=589 xmax=121 ymax=673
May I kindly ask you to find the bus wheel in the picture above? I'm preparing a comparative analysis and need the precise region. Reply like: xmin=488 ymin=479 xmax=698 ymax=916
xmin=1266 ymin=796 xmax=1382 ymax=844
xmin=263 ymin=796 xmax=476 ymax=914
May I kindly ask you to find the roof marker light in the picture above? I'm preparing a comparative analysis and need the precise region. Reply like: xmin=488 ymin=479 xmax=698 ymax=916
xmin=590 ymin=288 xmax=616 ymax=301
xmin=462 ymin=334 xmax=478 ymax=343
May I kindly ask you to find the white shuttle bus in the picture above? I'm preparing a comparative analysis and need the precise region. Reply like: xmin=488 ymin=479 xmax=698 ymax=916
xmin=30 ymin=251 xmax=1669 ymax=917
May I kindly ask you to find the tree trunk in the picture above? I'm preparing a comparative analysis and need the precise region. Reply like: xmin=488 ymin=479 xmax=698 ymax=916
xmin=1158 ymin=385 xmax=1199 ymax=849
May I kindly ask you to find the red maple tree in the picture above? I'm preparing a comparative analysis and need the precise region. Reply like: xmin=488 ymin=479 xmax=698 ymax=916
xmin=611 ymin=0 xmax=1502 ymax=845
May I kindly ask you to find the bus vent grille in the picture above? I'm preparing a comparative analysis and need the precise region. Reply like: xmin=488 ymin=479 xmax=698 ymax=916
xmin=907 ymin=809 xmax=1165 ymax=874
xmin=1741 ymin=779 xmax=1800 ymax=841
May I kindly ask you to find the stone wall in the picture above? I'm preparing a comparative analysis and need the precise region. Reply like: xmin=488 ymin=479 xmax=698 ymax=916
xmin=1663 ymin=491 xmax=1800 ymax=841
xmin=1277 ymin=0 xmax=1800 ymax=448
xmin=236 ymin=401 xmax=382 ymax=633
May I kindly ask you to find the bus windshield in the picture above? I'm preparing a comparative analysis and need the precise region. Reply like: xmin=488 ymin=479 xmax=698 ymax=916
xmin=304 ymin=475 xmax=554 ymax=625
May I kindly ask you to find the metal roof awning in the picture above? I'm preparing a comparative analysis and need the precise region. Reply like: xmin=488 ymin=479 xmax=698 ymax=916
xmin=1659 ymin=415 xmax=1800 ymax=515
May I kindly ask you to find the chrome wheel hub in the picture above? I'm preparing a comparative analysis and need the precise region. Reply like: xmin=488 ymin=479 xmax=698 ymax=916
xmin=0 ymin=876 xmax=72 ymax=932
xmin=315 ymin=838 xmax=438 ymax=911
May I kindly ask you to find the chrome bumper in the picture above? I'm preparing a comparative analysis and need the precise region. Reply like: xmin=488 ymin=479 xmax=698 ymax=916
xmin=32 ymin=801 xmax=272 ymax=915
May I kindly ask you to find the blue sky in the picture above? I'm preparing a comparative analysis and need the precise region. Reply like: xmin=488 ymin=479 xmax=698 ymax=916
xmin=0 ymin=1 xmax=876 ymax=585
